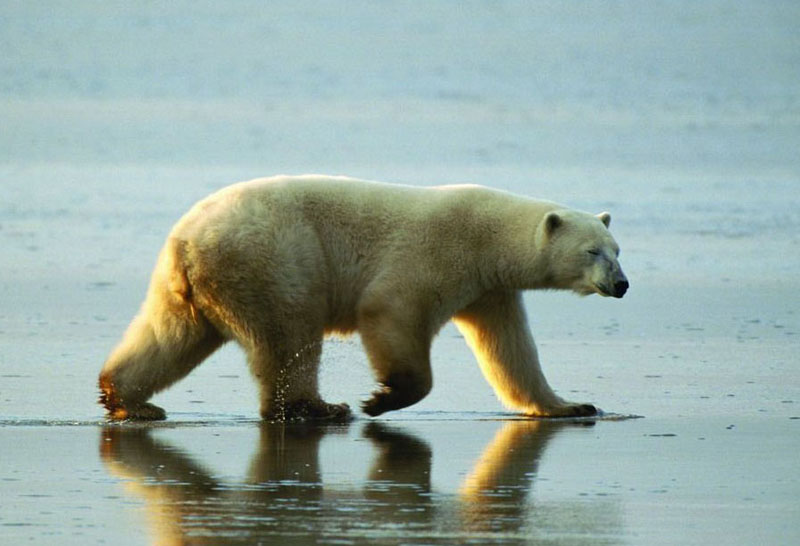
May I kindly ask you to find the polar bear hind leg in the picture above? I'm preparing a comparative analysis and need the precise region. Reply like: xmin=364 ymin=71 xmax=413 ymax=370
xmin=98 ymin=300 xmax=224 ymax=421
xmin=245 ymin=326 xmax=351 ymax=423
xmin=188 ymin=239 xmax=351 ymax=423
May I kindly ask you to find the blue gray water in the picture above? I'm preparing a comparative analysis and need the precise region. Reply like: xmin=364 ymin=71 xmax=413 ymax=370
xmin=1 ymin=2 xmax=799 ymax=544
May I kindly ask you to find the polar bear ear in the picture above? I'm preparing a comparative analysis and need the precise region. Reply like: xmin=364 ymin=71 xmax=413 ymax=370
xmin=544 ymin=211 xmax=563 ymax=236
xmin=597 ymin=212 xmax=611 ymax=228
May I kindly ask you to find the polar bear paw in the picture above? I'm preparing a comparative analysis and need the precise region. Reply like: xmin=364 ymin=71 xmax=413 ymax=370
xmin=361 ymin=371 xmax=432 ymax=417
xmin=99 ymin=377 xmax=167 ymax=421
xmin=262 ymin=400 xmax=353 ymax=423
xmin=525 ymin=402 xmax=598 ymax=419
xmin=105 ymin=402 xmax=167 ymax=422
xmin=564 ymin=403 xmax=599 ymax=417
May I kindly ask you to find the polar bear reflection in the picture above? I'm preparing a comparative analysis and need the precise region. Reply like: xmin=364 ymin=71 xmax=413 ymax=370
xmin=101 ymin=421 xmax=620 ymax=544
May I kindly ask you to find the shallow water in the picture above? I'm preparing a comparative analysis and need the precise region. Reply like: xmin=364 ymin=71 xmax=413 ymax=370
xmin=1 ymin=414 xmax=797 ymax=545
xmin=2 ymin=1 xmax=800 ymax=544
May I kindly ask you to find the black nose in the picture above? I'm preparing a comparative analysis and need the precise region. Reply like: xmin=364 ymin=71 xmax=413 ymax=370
xmin=614 ymin=280 xmax=629 ymax=298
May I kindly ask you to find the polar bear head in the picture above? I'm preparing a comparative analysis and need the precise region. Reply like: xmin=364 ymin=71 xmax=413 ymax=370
xmin=536 ymin=209 xmax=629 ymax=298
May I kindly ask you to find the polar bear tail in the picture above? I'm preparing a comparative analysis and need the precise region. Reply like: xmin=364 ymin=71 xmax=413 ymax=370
xmin=98 ymin=238 xmax=224 ymax=420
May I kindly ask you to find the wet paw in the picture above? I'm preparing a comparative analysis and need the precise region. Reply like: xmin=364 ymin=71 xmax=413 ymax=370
xmin=361 ymin=372 xmax=432 ymax=417
xmin=107 ymin=402 xmax=167 ymax=421
xmin=263 ymin=400 xmax=352 ymax=423
xmin=570 ymin=403 xmax=599 ymax=417
xmin=314 ymin=402 xmax=352 ymax=422
xmin=531 ymin=403 xmax=599 ymax=419
xmin=361 ymin=385 xmax=392 ymax=417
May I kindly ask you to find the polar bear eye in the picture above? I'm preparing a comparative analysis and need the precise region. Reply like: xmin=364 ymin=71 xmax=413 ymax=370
xmin=587 ymin=249 xmax=601 ymax=256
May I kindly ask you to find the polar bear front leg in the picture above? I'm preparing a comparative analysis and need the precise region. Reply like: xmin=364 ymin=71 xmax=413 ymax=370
xmin=454 ymin=290 xmax=597 ymax=418
xmin=358 ymin=300 xmax=434 ymax=417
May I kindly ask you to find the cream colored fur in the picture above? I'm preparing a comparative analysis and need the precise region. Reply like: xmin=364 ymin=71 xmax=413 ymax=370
xmin=98 ymin=175 xmax=627 ymax=420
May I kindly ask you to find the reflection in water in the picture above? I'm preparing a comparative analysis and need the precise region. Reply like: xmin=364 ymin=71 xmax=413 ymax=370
xmin=362 ymin=423 xmax=434 ymax=532
xmin=100 ymin=420 xmax=619 ymax=544
xmin=460 ymin=421 xmax=595 ymax=536
xmin=102 ymin=424 xmax=334 ymax=545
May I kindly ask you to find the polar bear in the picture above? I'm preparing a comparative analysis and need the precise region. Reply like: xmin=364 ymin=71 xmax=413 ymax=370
xmin=98 ymin=175 xmax=628 ymax=421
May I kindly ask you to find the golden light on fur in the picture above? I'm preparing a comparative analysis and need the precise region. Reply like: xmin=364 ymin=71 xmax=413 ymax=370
xmin=97 ymin=175 xmax=627 ymax=421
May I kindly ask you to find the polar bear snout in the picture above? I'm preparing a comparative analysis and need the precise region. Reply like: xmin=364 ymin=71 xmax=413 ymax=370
xmin=593 ymin=277 xmax=628 ymax=298
xmin=604 ymin=269 xmax=629 ymax=298
xmin=587 ymin=256 xmax=628 ymax=298
xmin=613 ymin=278 xmax=629 ymax=298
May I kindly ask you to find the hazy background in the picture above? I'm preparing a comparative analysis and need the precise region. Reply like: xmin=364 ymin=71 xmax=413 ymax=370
xmin=2 ymin=0 xmax=798 ymax=419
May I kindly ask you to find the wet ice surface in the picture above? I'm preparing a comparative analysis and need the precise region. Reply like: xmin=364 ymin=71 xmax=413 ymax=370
xmin=1 ymin=416 xmax=797 ymax=545
xmin=2 ymin=1 xmax=800 ymax=545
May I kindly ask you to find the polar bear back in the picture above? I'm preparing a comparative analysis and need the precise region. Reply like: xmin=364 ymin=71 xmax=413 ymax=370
xmin=167 ymin=175 xmax=560 ymax=333
xmin=173 ymin=174 xmax=556 ymax=261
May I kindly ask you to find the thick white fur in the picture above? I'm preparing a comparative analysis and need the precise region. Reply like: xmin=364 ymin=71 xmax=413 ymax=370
xmin=98 ymin=175 xmax=627 ymax=420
